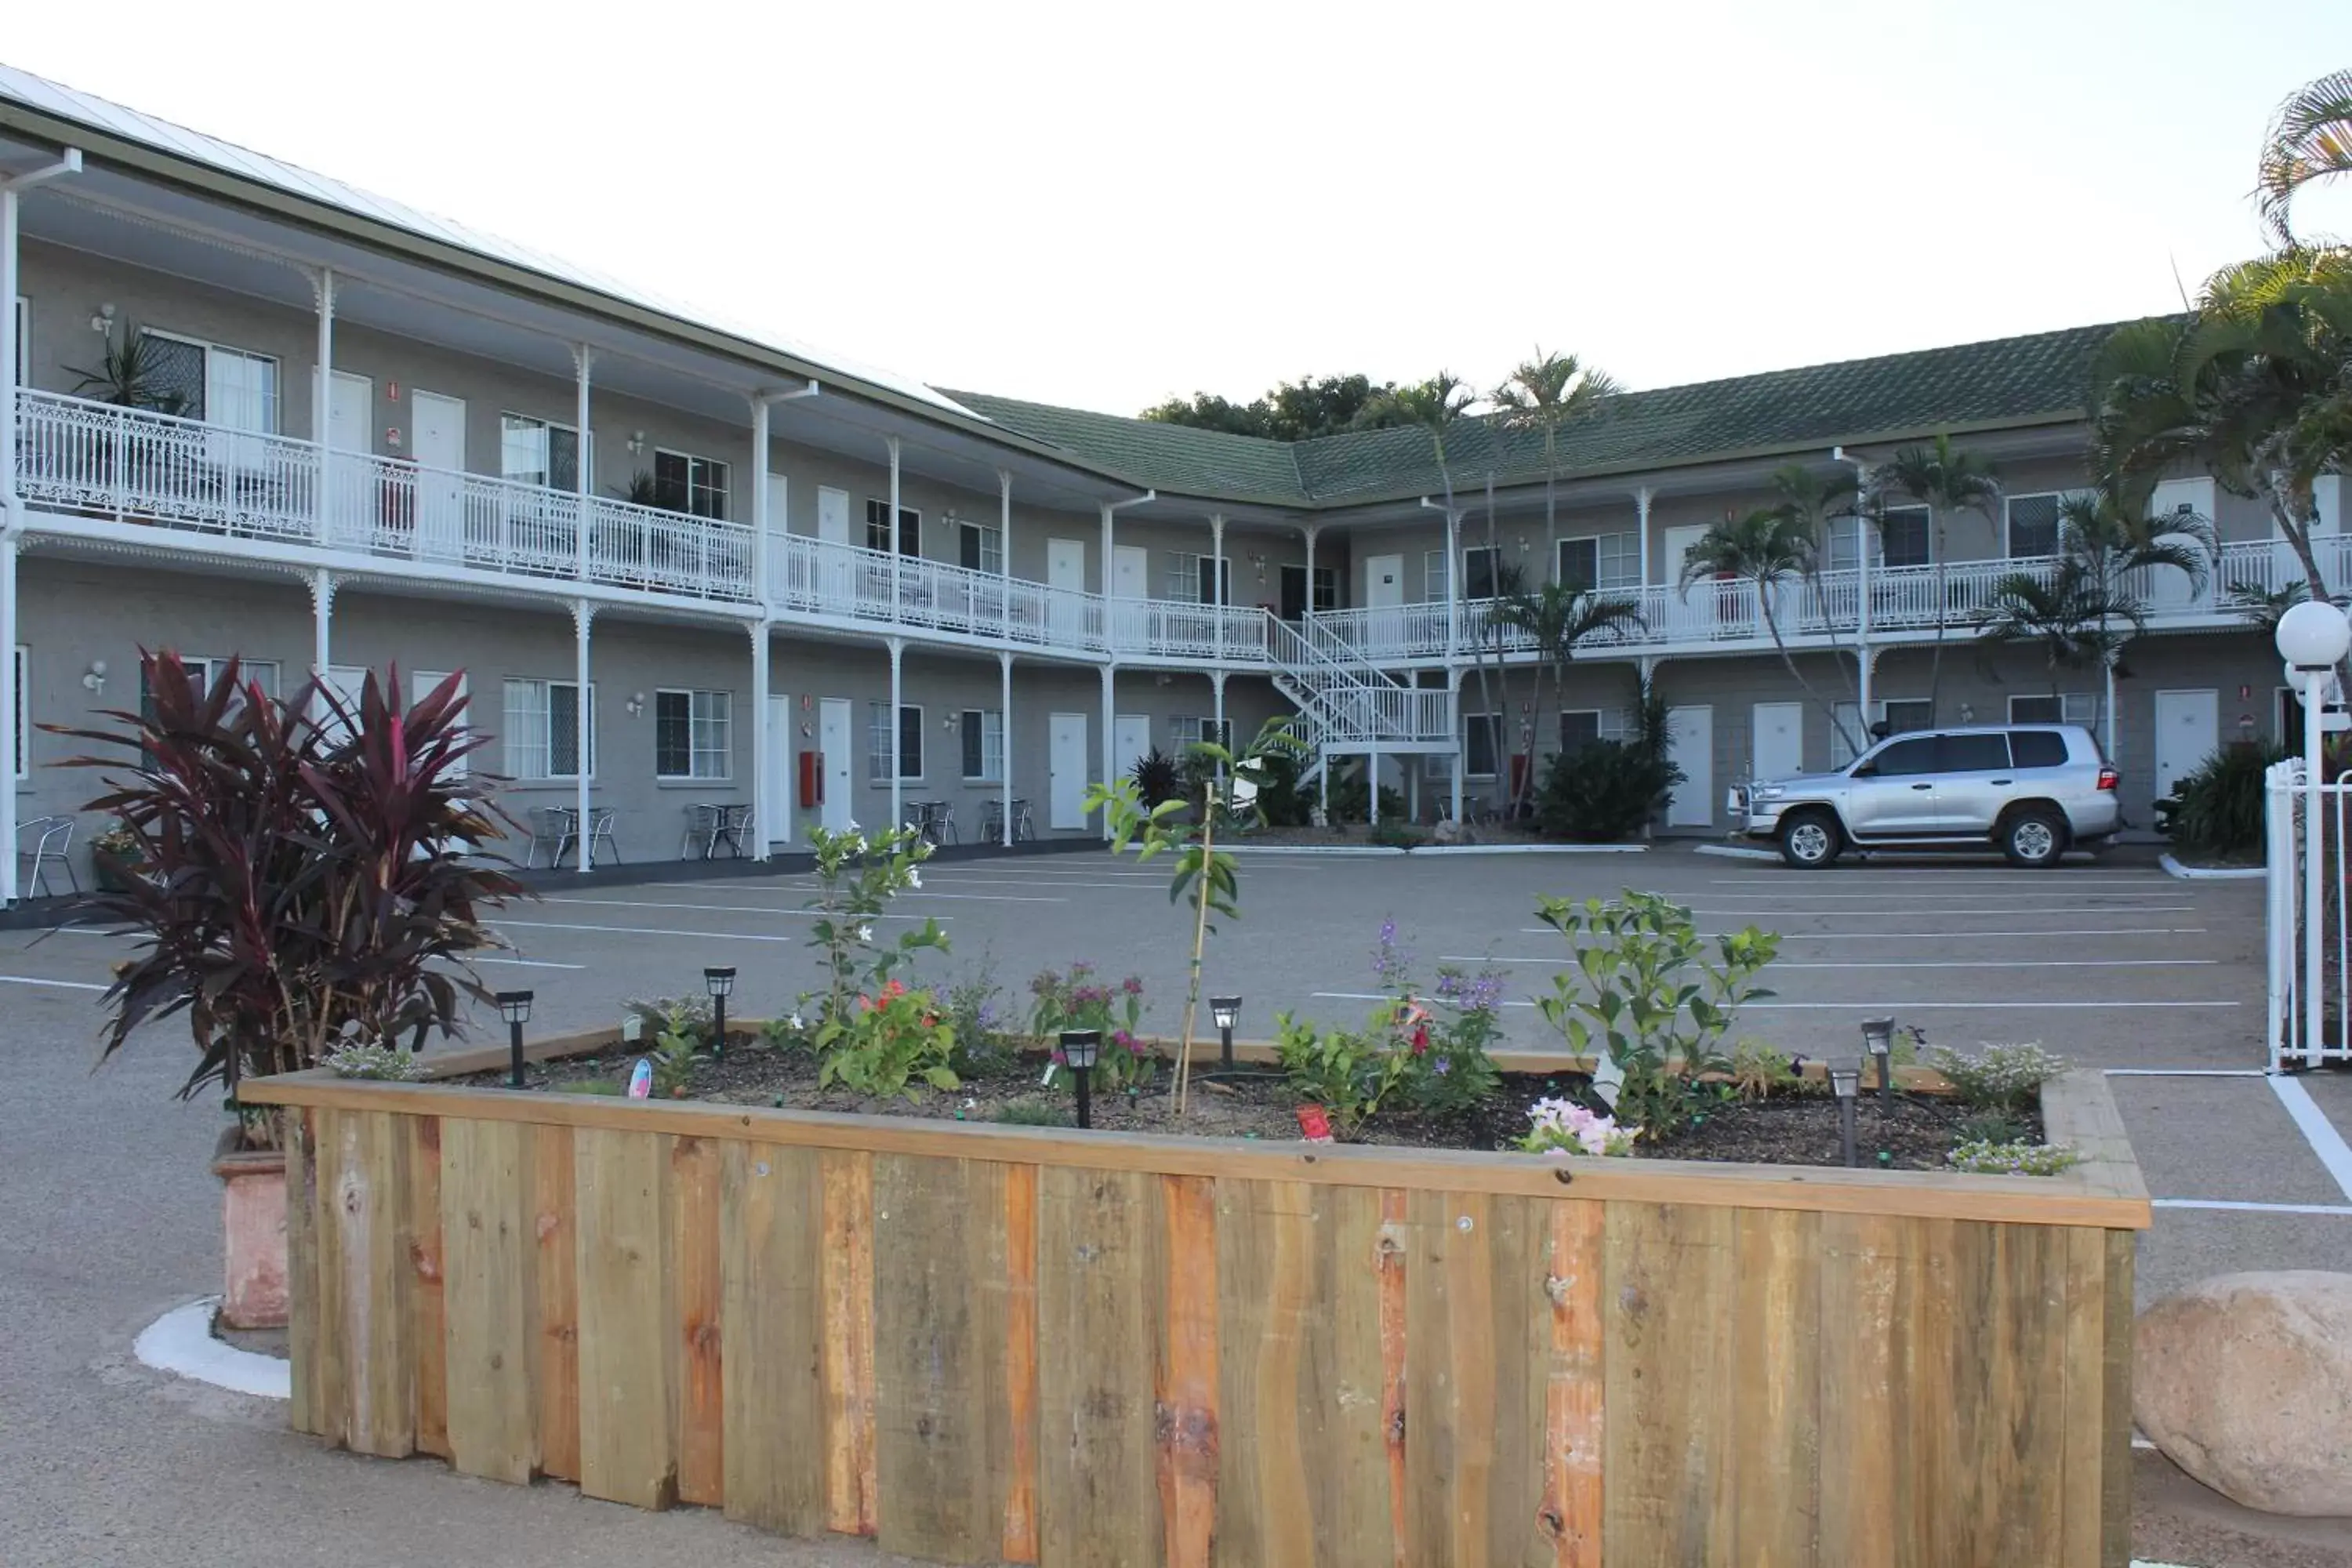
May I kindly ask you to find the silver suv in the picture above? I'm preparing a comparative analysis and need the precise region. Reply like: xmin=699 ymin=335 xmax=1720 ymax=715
xmin=1735 ymin=724 xmax=2121 ymax=869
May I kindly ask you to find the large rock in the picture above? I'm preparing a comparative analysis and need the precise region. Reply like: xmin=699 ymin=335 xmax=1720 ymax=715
xmin=2135 ymin=1271 xmax=2352 ymax=1515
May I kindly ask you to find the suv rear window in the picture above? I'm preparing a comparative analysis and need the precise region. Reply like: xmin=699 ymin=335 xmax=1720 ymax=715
xmin=2009 ymin=729 xmax=2069 ymax=769
xmin=1939 ymin=734 xmax=2012 ymax=771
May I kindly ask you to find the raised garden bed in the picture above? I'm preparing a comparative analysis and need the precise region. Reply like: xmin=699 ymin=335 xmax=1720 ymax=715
xmin=246 ymin=1022 xmax=2147 ymax=1568
xmin=457 ymin=1037 xmax=2040 ymax=1171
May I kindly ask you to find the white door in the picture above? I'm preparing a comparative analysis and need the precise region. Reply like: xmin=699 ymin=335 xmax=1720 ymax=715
xmin=817 ymin=486 xmax=851 ymax=546
xmin=1751 ymin=702 xmax=1803 ymax=783
xmin=319 ymin=370 xmax=373 ymax=550
xmin=1113 ymin=545 xmax=1149 ymax=599
xmin=2154 ymin=689 xmax=2220 ymax=803
xmin=1661 ymin=524 xmax=1708 ymax=586
xmin=1048 ymin=712 xmax=1089 ymax=830
xmin=1366 ymin=554 xmax=1403 ymax=609
xmin=1047 ymin=538 xmax=1087 ymax=592
xmin=1115 ymin=713 xmax=1152 ymax=779
xmin=1665 ymin=705 xmax=1713 ymax=828
xmin=818 ymin=698 xmax=855 ymax=833
xmin=764 ymin=691 xmax=793 ymax=847
xmin=409 ymin=389 xmax=466 ymax=563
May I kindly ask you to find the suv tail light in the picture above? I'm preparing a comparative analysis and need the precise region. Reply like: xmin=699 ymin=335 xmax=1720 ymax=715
xmin=2096 ymin=766 xmax=2119 ymax=793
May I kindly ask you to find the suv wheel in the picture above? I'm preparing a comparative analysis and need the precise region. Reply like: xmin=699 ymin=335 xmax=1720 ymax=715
xmin=1779 ymin=811 xmax=1843 ymax=869
xmin=2001 ymin=808 xmax=2067 ymax=868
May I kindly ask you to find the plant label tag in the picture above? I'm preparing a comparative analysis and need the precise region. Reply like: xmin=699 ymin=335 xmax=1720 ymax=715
xmin=1591 ymin=1053 xmax=1624 ymax=1112
xmin=1040 ymin=1063 xmax=1058 ymax=1087
xmin=626 ymin=1059 xmax=653 ymax=1099
xmin=1296 ymin=1105 xmax=1334 ymax=1143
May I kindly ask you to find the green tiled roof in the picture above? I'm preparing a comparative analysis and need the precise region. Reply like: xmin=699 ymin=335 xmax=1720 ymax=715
xmin=947 ymin=319 xmax=2158 ymax=510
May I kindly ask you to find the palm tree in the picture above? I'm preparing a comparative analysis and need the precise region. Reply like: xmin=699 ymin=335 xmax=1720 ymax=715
xmin=1490 ymin=349 xmax=1621 ymax=566
xmin=2259 ymin=69 xmax=2352 ymax=245
xmin=2045 ymin=480 xmax=2217 ymax=750
xmin=2089 ymin=252 xmax=2352 ymax=603
xmin=1973 ymin=558 xmax=2145 ymax=736
xmin=1371 ymin=374 xmax=1482 ymax=802
xmin=1873 ymin=435 xmax=2002 ymax=721
xmin=1492 ymin=581 xmax=1647 ymax=811
xmin=1679 ymin=504 xmax=1867 ymax=757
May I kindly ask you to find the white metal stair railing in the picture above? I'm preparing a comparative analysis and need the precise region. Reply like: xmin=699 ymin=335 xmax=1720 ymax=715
xmin=1266 ymin=615 xmax=1454 ymax=789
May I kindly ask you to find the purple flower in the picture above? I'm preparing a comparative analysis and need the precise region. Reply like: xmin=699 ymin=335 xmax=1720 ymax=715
xmin=1433 ymin=1057 xmax=1452 ymax=1076
xmin=1120 ymin=975 xmax=1145 ymax=996
xmin=1050 ymin=1047 xmax=1067 ymax=1065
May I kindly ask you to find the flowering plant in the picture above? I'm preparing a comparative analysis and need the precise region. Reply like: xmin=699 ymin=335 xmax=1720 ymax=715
xmin=800 ymin=822 xmax=948 ymax=1031
xmin=1273 ymin=1011 xmax=1417 ymax=1138
xmin=1944 ymin=1138 xmax=2078 ymax=1176
xmin=1519 ymin=1097 xmax=1638 ymax=1157
xmin=1368 ymin=918 xmax=1507 ymax=1116
xmin=1031 ymin=961 xmax=1154 ymax=1093
xmin=815 ymin=978 xmax=958 ymax=1100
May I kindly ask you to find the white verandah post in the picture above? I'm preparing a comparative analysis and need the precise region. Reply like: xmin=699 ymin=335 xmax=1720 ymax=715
xmin=999 ymin=650 xmax=1014 ymax=848
xmin=573 ymin=599 xmax=594 ymax=874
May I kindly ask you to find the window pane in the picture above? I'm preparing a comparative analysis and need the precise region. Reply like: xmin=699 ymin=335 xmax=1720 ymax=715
xmin=1596 ymin=532 xmax=1640 ymax=589
xmin=1868 ymin=737 xmax=1939 ymax=776
xmin=1882 ymin=506 xmax=1932 ymax=568
xmin=1939 ymin=734 xmax=2011 ymax=771
xmin=1466 ymin=714 xmax=1499 ymax=775
xmin=2011 ymin=731 xmax=2068 ymax=768
xmin=1559 ymin=710 xmax=1602 ymax=752
xmin=548 ymin=427 xmax=579 ymax=492
xmin=653 ymin=452 xmax=688 ymax=512
xmin=1882 ymin=700 xmax=1934 ymax=735
xmin=1312 ymin=565 xmax=1338 ymax=612
xmin=501 ymin=416 xmax=549 ymax=486
xmin=140 ymin=334 xmax=205 ymax=419
xmin=962 ymin=710 xmax=984 ymax=779
xmin=2008 ymin=495 xmax=2060 ymax=558
xmin=1464 ymin=548 xmax=1497 ymax=600
xmin=1558 ymin=539 xmax=1599 ymax=592
xmin=549 ymin=683 xmax=580 ymax=776
xmin=867 ymin=702 xmax=891 ymax=782
xmin=2010 ymin=695 xmax=2061 ymax=723
xmin=655 ymin=691 xmax=691 ymax=776
xmin=960 ymin=525 xmax=982 ymax=571
xmin=899 ymin=705 xmax=923 ymax=779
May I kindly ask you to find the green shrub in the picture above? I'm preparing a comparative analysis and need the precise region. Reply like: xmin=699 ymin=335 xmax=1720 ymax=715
xmin=1536 ymin=684 xmax=1683 ymax=841
xmin=1326 ymin=761 xmax=1406 ymax=826
xmin=1129 ymin=748 xmax=1183 ymax=808
xmin=1946 ymin=1140 xmax=2080 ymax=1176
xmin=1249 ymin=746 xmax=1312 ymax=827
xmin=1929 ymin=1042 xmax=2068 ymax=1111
xmin=944 ymin=960 xmax=1014 ymax=1077
xmin=1274 ymin=1011 xmax=1417 ymax=1138
xmin=1369 ymin=822 xmax=1427 ymax=849
xmin=1531 ymin=891 xmax=1780 ymax=1137
xmin=2161 ymin=742 xmax=2282 ymax=857
xmin=991 ymin=1098 xmax=1073 ymax=1127
xmin=1955 ymin=1110 xmax=2026 ymax=1145
xmin=815 ymin=981 xmax=958 ymax=1100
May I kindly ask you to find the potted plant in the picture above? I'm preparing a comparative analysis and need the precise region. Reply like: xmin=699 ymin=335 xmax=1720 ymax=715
xmin=89 ymin=820 xmax=143 ymax=893
xmin=52 ymin=652 xmax=525 ymax=1328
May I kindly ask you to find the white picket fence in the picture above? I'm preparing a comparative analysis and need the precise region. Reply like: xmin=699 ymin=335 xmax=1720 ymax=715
xmin=2267 ymin=757 xmax=2352 ymax=1068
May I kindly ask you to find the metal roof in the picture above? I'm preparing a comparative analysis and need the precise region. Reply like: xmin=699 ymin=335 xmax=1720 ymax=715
xmin=0 ymin=62 xmax=982 ymax=421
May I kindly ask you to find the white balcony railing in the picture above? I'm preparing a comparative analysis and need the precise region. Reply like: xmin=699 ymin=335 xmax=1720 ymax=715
xmin=16 ymin=388 xmax=757 ymax=602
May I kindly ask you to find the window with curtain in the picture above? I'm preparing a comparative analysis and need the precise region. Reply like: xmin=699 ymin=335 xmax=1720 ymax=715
xmin=500 ymin=414 xmax=580 ymax=491
xmin=866 ymin=702 xmax=923 ymax=781
xmin=655 ymin=688 xmax=731 ymax=779
xmin=960 ymin=709 xmax=1004 ymax=781
xmin=503 ymin=677 xmax=595 ymax=779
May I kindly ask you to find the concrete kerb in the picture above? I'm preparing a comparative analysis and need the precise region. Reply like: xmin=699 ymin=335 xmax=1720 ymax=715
xmin=1225 ymin=842 xmax=1650 ymax=858
xmin=132 ymin=1298 xmax=289 ymax=1399
xmin=2158 ymin=851 xmax=2267 ymax=882
xmin=1694 ymin=842 xmax=1780 ymax=862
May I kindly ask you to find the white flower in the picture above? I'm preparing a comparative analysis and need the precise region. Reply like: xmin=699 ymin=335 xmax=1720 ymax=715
xmin=907 ymin=867 xmax=923 ymax=889
xmin=787 ymin=1012 xmax=804 ymax=1032
xmin=856 ymin=924 xmax=874 ymax=944
xmin=845 ymin=818 xmax=860 ymax=832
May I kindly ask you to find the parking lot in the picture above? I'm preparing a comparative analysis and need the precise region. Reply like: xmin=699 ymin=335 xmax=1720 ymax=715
xmin=2 ymin=840 xmax=2347 ymax=1564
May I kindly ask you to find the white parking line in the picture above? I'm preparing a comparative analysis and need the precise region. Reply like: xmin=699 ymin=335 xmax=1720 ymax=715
xmin=473 ymin=956 xmax=589 ymax=971
xmin=2103 ymin=1068 xmax=2269 ymax=1077
xmin=2153 ymin=1198 xmax=2352 ymax=1217
xmin=1688 ymin=892 xmax=2197 ymax=904
xmin=542 ymin=897 xmax=951 ymax=918
xmin=1519 ymin=909 xmax=2198 ymax=929
xmin=0 ymin=974 xmax=107 ymax=991
xmin=1308 ymin=991 xmax=2239 ymax=1011
xmin=492 ymin=918 xmax=931 ymax=945
xmin=1453 ymin=956 xmax=2214 ymax=971
xmin=1705 ymin=877 xmax=2175 ymax=887
xmin=2269 ymin=1074 xmax=2352 ymax=1203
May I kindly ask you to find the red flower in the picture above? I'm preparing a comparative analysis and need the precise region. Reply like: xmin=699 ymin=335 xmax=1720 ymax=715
xmin=1410 ymin=1024 xmax=1431 ymax=1055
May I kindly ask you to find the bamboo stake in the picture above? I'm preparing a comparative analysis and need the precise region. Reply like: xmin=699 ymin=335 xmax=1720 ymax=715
xmin=1173 ymin=789 xmax=1217 ymax=1118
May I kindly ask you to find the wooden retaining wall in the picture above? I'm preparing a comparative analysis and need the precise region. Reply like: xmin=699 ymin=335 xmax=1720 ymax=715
xmin=246 ymin=1069 xmax=2147 ymax=1568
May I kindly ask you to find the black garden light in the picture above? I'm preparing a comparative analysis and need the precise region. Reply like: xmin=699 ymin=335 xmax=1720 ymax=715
xmin=497 ymin=990 xmax=534 ymax=1088
xmin=1210 ymin=995 xmax=1243 ymax=1071
xmin=1062 ymin=1028 xmax=1102 ymax=1130
xmin=705 ymin=966 xmax=736 ymax=1058
xmin=1829 ymin=1056 xmax=1861 ymax=1168
xmin=1861 ymin=1017 xmax=1896 ymax=1110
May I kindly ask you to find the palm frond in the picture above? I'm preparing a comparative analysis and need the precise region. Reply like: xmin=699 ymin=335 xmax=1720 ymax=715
xmin=2259 ymin=69 xmax=2352 ymax=245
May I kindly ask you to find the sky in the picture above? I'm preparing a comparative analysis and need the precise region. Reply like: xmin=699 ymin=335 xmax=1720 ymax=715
xmin=7 ymin=0 xmax=2352 ymax=418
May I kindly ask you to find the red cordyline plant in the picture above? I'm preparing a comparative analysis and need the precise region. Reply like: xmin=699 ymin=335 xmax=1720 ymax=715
xmin=50 ymin=652 xmax=528 ymax=1130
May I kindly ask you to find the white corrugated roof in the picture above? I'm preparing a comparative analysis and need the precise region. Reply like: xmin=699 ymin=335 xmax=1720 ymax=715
xmin=0 ymin=62 xmax=981 ymax=419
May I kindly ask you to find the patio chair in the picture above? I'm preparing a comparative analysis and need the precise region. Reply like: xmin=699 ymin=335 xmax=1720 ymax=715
xmin=580 ymin=807 xmax=621 ymax=868
xmin=17 ymin=815 xmax=78 ymax=897
xmin=524 ymin=806 xmax=575 ymax=869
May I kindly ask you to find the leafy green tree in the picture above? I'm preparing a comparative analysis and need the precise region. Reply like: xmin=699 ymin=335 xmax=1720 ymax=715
xmin=1972 ymin=557 xmax=2143 ymax=735
xmin=1141 ymin=373 xmax=1434 ymax=441
xmin=1679 ymin=505 xmax=1866 ymax=757
xmin=2089 ymin=249 xmax=2352 ymax=602
xmin=1490 ymin=349 xmax=1621 ymax=564
xmin=2259 ymin=69 xmax=2352 ymax=245
xmin=1872 ymin=436 xmax=2002 ymax=720
xmin=1493 ymin=581 xmax=1646 ymax=811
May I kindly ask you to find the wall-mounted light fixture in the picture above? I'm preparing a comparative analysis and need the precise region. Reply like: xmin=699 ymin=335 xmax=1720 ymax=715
xmin=1958 ymin=703 xmax=1976 ymax=724
xmin=82 ymin=659 xmax=107 ymax=694
xmin=89 ymin=303 xmax=115 ymax=336
xmin=1249 ymin=552 xmax=1267 ymax=583
xmin=625 ymin=691 xmax=646 ymax=717
xmin=626 ymin=430 xmax=647 ymax=456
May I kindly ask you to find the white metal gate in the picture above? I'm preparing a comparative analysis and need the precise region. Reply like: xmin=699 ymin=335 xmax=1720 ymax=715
xmin=2267 ymin=757 xmax=2352 ymax=1068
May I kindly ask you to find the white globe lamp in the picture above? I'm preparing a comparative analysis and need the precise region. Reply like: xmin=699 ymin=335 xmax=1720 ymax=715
xmin=2276 ymin=599 xmax=2351 ymax=671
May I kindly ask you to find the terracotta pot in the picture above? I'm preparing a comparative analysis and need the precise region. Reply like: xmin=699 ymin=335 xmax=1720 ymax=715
xmin=212 ymin=1125 xmax=289 ymax=1330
